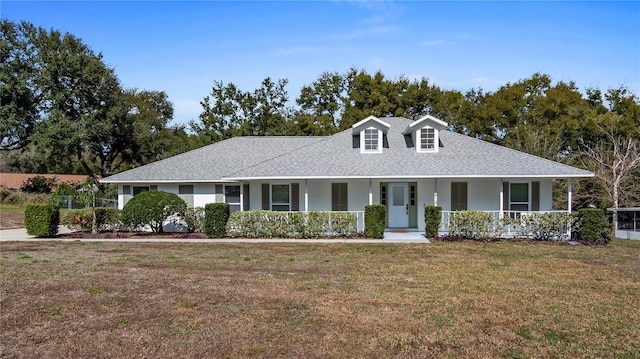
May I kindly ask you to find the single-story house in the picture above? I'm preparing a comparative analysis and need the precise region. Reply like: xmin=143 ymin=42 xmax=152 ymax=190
xmin=101 ymin=115 xmax=594 ymax=235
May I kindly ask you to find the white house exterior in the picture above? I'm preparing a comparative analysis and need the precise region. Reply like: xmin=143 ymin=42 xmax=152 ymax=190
xmin=101 ymin=116 xmax=594 ymax=234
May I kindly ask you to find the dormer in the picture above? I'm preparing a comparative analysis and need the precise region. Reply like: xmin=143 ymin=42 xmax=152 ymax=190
xmin=351 ymin=116 xmax=391 ymax=154
xmin=403 ymin=115 xmax=448 ymax=153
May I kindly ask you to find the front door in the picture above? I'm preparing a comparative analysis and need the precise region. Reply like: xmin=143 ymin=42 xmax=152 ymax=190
xmin=388 ymin=183 xmax=409 ymax=228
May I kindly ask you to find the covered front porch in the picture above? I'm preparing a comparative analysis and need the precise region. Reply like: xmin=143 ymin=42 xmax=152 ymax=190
xmin=237 ymin=177 xmax=576 ymax=237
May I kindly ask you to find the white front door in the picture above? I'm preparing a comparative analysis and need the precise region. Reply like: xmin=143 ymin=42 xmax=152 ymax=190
xmin=388 ymin=183 xmax=409 ymax=228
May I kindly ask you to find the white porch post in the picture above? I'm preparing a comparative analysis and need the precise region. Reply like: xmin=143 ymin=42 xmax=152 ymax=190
xmin=499 ymin=179 xmax=504 ymax=219
xmin=239 ymin=183 xmax=244 ymax=211
xmin=304 ymin=179 xmax=309 ymax=213
xmin=567 ymin=179 xmax=573 ymax=239
xmin=567 ymin=179 xmax=573 ymax=214
xmin=433 ymin=178 xmax=438 ymax=206
xmin=368 ymin=179 xmax=373 ymax=205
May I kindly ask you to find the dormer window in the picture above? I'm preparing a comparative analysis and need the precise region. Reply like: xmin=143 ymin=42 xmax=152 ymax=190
xmin=419 ymin=127 xmax=437 ymax=152
xmin=363 ymin=127 xmax=381 ymax=152
xmin=403 ymin=115 xmax=448 ymax=153
xmin=352 ymin=116 xmax=390 ymax=154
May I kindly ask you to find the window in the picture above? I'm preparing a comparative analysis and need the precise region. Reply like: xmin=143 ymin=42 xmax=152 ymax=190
xmin=271 ymin=184 xmax=290 ymax=211
xmin=179 ymin=185 xmax=195 ymax=208
xmin=332 ymin=183 xmax=348 ymax=211
xmin=225 ymin=185 xmax=241 ymax=212
xmin=451 ymin=182 xmax=467 ymax=211
xmin=362 ymin=127 xmax=381 ymax=153
xmin=133 ymin=186 xmax=149 ymax=196
xmin=510 ymin=183 xmax=529 ymax=211
xmin=418 ymin=127 xmax=437 ymax=152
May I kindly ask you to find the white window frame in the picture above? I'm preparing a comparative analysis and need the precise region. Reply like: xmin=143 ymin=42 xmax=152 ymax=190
xmin=417 ymin=126 xmax=438 ymax=153
xmin=224 ymin=185 xmax=241 ymax=212
xmin=360 ymin=127 xmax=382 ymax=153
xmin=270 ymin=183 xmax=291 ymax=211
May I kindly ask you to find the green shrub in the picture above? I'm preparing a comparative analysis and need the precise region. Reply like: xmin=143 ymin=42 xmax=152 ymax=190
xmin=120 ymin=191 xmax=187 ymax=233
xmin=61 ymin=208 xmax=120 ymax=232
xmin=329 ymin=212 xmax=358 ymax=237
xmin=204 ymin=203 xmax=230 ymax=238
xmin=21 ymin=175 xmax=57 ymax=194
xmin=24 ymin=204 xmax=59 ymax=237
xmin=448 ymin=210 xmax=498 ymax=240
xmin=0 ymin=186 xmax=11 ymax=202
xmin=225 ymin=211 xmax=358 ymax=238
xmin=507 ymin=212 xmax=574 ymax=240
xmin=576 ymin=208 xmax=612 ymax=245
xmin=365 ymin=205 xmax=386 ymax=239
xmin=424 ymin=206 xmax=442 ymax=238
xmin=184 ymin=207 xmax=205 ymax=233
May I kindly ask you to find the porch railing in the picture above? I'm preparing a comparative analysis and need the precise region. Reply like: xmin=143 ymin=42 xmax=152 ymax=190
xmin=439 ymin=210 xmax=572 ymax=239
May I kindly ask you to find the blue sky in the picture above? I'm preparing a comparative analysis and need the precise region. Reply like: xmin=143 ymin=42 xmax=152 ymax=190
xmin=2 ymin=1 xmax=639 ymax=126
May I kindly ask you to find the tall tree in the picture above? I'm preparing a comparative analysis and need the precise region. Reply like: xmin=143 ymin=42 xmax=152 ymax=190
xmin=0 ymin=20 xmax=39 ymax=150
xmin=192 ymin=78 xmax=290 ymax=142
xmin=293 ymin=71 xmax=347 ymax=135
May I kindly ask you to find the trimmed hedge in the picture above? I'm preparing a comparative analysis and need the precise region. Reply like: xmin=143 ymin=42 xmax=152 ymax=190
xmin=204 ymin=203 xmax=230 ymax=238
xmin=506 ymin=212 xmax=574 ymax=241
xmin=225 ymin=211 xmax=358 ymax=238
xmin=448 ymin=210 xmax=497 ymax=240
xmin=424 ymin=205 xmax=441 ymax=238
xmin=60 ymin=208 xmax=120 ymax=232
xmin=576 ymin=208 xmax=612 ymax=245
xmin=24 ymin=204 xmax=59 ymax=237
xmin=365 ymin=205 xmax=386 ymax=239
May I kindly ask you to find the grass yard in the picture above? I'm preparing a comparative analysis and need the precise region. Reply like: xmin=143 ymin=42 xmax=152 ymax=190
xmin=1 ymin=240 xmax=639 ymax=358
xmin=0 ymin=204 xmax=25 ymax=229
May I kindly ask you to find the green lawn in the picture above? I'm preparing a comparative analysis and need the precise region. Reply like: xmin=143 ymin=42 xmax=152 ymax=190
xmin=1 ymin=239 xmax=639 ymax=358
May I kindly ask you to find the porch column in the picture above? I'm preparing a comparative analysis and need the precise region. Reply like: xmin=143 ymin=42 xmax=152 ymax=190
xmin=368 ymin=179 xmax=373 ymax=205
xmin=433 ymin=178 xmax=438 ymax=206
xmin=567 ymin=179 xmax=573 ymax=239
xmin=304 ymin=179 xmax=309 ymax=213
xmin=239 ymin=183 xmax=244 ymax=211
xmin=567 ymin=179 xmax=573 ymax=214
xmin=499 ymin=179 xmax=504 ymax=219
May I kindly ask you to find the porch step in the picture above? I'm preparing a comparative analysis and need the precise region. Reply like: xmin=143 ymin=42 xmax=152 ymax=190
xmin=383 ymin=230 xmax=428 ymax=241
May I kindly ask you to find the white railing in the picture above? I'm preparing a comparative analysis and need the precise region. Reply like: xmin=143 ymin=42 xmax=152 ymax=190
xmin=439 ymin=210 xmax=572 ymax=239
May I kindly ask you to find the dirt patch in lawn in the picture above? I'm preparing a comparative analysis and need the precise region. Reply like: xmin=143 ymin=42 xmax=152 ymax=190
xmin=1 ymin=240 xmax=639 ymax=358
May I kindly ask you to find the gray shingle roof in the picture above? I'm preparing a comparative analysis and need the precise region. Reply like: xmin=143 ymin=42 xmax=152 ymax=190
xmin=101 ymin=136 xmax=325 ymax=183
xmin=102 ymin=117 xmax=593 ymax=183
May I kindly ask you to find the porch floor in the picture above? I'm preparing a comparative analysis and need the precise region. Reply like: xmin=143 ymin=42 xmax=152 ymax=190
xmin=383 ymin=229 xmax=428 ymax=241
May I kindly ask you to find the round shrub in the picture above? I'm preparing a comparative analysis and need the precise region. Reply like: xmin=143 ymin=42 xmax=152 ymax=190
xmin=120 ymin=191 xmax=186 ymax=233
